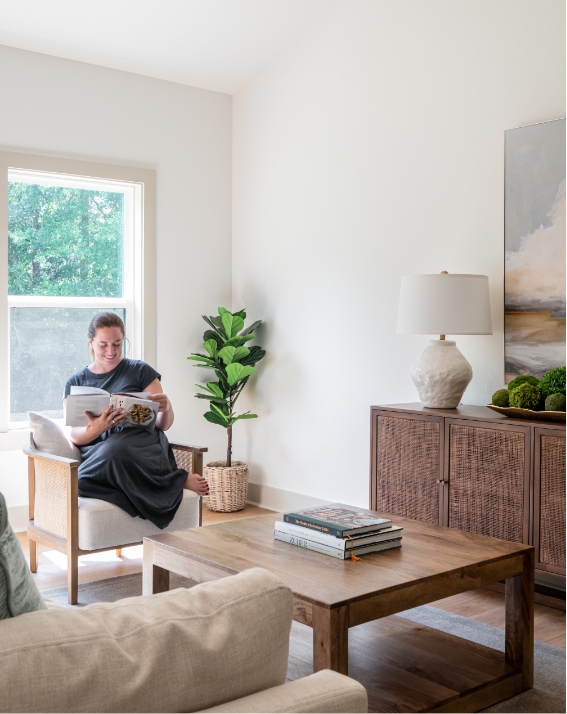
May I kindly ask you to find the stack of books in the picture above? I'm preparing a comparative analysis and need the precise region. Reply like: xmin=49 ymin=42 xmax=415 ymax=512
xmin=274 ymin=504 xmax=402 ymax=560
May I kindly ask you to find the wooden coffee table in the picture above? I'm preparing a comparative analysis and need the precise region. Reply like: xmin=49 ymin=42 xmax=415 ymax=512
xmin=143 ymin=511 xmax=534 ymax=713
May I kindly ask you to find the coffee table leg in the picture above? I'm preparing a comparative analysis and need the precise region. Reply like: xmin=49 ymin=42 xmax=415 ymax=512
xmin=312 ymin=603 xmax=349 ymax=675
xmin=505 ymin=549 xmax=534 ymax=689
xmin=142 ymin=541 xmax=170 ymax=595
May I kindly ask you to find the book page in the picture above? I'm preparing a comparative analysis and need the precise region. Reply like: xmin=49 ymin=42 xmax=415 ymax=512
xmin=65 ymin=394 xmax=110 ymax=427
xmin=69 ymin=386 xmax=110 ymax=396
xmin=112 ymin=391 xmax=150 ymax=398
xmin=109 ymin=395 xmax=158 ymax=427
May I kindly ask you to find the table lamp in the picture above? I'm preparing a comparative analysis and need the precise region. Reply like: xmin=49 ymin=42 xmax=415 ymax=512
xmin=397 ymin=272 xmax=492 ymax=408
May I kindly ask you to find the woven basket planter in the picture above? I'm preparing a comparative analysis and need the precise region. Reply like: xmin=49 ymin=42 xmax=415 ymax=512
xmin=203 ymin=461 xmax=249 ymax=512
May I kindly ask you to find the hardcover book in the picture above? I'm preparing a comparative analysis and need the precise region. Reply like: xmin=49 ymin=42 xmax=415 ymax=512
xmin=274 ymin=520 xmax=402 ymax=550
xmin=274 ymin=530 xmax=402 ymax=559
xmin=282 ymin=503 xmax=391 ymax=538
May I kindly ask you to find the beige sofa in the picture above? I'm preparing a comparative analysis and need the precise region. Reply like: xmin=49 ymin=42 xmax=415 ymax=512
xmin=0 ymin=567 xmax=367 ymax=713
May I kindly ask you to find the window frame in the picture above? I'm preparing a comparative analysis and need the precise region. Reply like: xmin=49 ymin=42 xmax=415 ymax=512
xmin=0 ymin=150 xmax=156 ymax=433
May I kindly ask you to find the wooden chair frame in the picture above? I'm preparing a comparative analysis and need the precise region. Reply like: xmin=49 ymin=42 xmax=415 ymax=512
xmin=24 ymin=436 xmax=207 ymax=604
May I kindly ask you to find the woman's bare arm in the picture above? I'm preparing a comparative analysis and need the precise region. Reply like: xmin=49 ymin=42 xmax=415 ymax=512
xmin=145 ymin=379 xmax=175 ymax=431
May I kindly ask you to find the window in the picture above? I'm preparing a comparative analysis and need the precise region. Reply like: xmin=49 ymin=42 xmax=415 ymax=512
xmin=0 ymin=151 xmax=156 ymax=431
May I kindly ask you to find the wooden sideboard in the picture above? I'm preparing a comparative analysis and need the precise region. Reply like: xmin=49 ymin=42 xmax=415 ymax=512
xmin=370 ymin=403 xmax=566 ymax=591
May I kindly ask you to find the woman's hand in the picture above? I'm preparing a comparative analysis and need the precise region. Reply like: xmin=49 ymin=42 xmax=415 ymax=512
xmin=144 ymin=380 xmax=175 ymax=432
xmin=147 ymin=393 xmax=171 ymax=413
xmin=69 ymin=405 xmax=127 ymax=446
xmin=85 ymin=405 xmax=127 ymax=438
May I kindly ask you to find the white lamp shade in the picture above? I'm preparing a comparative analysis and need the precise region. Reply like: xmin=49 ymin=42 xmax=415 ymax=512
xmin=397 ymin=274 xmax=493 ymax=335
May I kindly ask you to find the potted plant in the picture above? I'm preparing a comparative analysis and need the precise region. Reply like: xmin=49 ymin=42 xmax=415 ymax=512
xmin=188 ymin=307 xmax=265 ymax=511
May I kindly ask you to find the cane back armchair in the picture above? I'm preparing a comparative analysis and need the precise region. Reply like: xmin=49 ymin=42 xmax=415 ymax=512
xmin=24 ymin=436 xmax=207 ymax=604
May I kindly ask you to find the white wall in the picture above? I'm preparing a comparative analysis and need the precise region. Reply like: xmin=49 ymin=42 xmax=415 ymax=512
xmin=232 ymin=0 xmax=566 ymax=509
xmin=0 ymin=45 xmax=232 ymax=527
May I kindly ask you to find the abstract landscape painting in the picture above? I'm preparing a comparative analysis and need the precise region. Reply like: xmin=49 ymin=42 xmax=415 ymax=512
xmin=505 ymin=119 xmax=566 ymax=382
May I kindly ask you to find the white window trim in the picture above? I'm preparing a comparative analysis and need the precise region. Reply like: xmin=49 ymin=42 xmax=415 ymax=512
xmin=0 ymin=150 xmax=156 ymax=436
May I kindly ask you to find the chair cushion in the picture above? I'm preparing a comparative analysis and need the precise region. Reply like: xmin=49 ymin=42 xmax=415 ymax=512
xmin=0 ymin=568 xmax=293 ymax=713
xmin=0 ymin=492 xmax=46 ymax=620
xmin=28 ymin=412 xmax=81 ymax=461
xmin=78 ymin=489 xmax=200 ymax=550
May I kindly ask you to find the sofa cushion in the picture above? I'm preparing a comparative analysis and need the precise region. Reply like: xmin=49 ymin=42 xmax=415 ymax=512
xmin=0 ymin=492 xmax=46 ymax=620
xmin=28 ymin=411 xmax=81 ymax=461
xmin=0 ymin=568 xmax=293 ymax=713
xmin=77 ymin=489 xmax=200 ymax=550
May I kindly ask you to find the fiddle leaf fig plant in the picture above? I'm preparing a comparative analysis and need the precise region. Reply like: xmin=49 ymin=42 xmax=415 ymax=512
xmin=188 ymin=308 xmax=265 ymax=466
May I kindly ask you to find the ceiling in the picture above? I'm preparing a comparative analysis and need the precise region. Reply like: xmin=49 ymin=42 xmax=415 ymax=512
xmin=0 ymin=0 xmax=336 ymax=94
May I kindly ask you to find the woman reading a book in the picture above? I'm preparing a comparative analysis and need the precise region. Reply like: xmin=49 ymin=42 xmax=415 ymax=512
xmin=64 ymin=312 xmax=209 ymax=529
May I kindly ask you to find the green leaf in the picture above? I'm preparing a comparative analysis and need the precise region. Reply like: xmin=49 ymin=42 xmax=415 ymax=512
xmin=233 ymin=412 xmax=258 ymax=422
xmin=226 ymin=363 xmax=256 ymax=386
xmin=223 ymin=335 xmax=248 ymax=348
xmin=241 ymin=320 xmax=262 ymax=336
xmin=211 ymin=315 xmax=225 ymax=330
xmin=207 ymin=382 xmax=224 ymax=397
xmin=233 ymin=346 xmax=250 ymax=362
xmin=203 ymin=315 xmax=226 ymax=338
xmin=195 ymin=394 xmax=229 ymax=406
xmin=188 ymin=356 xmax=215 ymax=366
xmin=196 ymin=383 xmax=216 ymax=395
xmin=204 ymin=411 xmax=228 ymax=427
xmin=218 ymin=345 xmax=236 ymax=365
xmin=203 ymin=339 xmax=218 ymax=358
xmin=211 ymin=402 xmax=229 ymax=419
xmin=233 ymin=309 xmax=247 ymax=320
xmin=218 ymin=307 xmax=230 ymax=316
xmin=203 ymin=329 xmax=224 ymax=348
xmin=222 ymin=313 xmax=245 ymax=339
xmin=240 ymin=346 xmax=266 ymax=367
xmin=188 ymin=353 xmax=215 ymax=362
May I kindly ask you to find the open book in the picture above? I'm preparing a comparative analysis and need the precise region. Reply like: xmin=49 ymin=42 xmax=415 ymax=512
xmin=65 ymin=386 xmax=158 ymax=428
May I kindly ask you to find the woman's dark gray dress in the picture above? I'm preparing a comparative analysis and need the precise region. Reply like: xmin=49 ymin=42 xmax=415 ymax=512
xmin=64 ymin=359 xmax=187 ymax=529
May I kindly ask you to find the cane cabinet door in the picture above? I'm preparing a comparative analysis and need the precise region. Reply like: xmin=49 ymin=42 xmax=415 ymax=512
xmin=371 ymin=410 xmax=444 ymax=524
xmin=445 ymin=419 xmax=531 ymax=543
xmin=534 ymin=427 xmax=566 ymax=575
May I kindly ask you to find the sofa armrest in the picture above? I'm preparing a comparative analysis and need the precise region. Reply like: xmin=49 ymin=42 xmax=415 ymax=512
xmin=199 ymin=670 xmax=368 ymax=713
xmin=24 ymin=441 xmax=79 ymax=543
xmin=170 ymin=442 xmax=208 ymax=478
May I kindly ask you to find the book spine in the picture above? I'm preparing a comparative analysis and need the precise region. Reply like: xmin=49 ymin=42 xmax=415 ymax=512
xmin=274 ymin=530 xmax=349 ymax=559
xmin=282 ymin=514 xmax=347 ymax=538
xmin=275 ymin=520 xmax=347 ymax=549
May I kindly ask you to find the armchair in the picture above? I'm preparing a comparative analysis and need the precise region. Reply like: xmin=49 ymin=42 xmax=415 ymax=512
xmin=24 ymin=436 xmax=207 ymax=605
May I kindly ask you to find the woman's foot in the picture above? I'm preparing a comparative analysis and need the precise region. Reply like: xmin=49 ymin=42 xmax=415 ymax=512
xmin=184 ymin=472 xmax=209 ymax=496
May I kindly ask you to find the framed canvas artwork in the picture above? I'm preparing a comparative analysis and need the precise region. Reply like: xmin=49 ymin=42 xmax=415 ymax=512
xmin=504 ymin=118 xmax=566 ymax=381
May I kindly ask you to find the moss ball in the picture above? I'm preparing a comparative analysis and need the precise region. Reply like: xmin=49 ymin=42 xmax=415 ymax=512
xmin=509 ymin=383 xmax=541 ymax=410
xmin=507 ymin=375 xmax=539 ymax=391
xmin=538 ymin=367 xmax=566 ymax=400
xmin=492 ymin=389 xmax=510 ymax=407
xmin=545 ymin=393 xmax=566 ymax=412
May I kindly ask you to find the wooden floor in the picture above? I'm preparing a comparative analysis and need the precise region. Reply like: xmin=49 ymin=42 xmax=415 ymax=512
xmin=17 ymin=504 xmax=565 ymax=650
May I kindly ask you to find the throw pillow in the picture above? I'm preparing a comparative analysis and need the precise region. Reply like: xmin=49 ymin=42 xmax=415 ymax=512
xmin=28 ymin=411 xmax=81 ymax=461
xmin=0 ymin=491 xmax=46 ymax=619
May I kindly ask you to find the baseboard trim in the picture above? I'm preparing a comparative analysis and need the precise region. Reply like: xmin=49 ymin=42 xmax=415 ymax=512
xmin=8 ymin=505 xmax=29 ymax=534
xmin=246 ymin=483 xmax=330 ymax=513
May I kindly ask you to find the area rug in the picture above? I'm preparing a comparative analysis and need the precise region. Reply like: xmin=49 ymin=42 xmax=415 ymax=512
xmin=41 ymin=574 xmax=565 ymax=713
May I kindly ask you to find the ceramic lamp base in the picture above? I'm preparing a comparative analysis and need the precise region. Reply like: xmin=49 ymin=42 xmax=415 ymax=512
xmin=410 ymin=340 xmax=473 ymax=408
